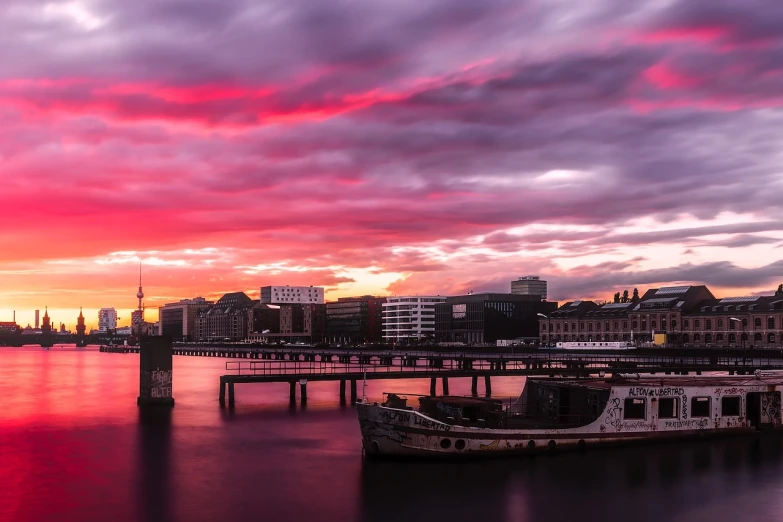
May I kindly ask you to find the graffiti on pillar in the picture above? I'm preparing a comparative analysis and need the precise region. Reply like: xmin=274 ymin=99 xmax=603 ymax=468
xmin=141 ymin=367 xmax=173 ymax=399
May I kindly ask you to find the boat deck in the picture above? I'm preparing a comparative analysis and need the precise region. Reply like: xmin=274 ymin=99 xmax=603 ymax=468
xmin=530 ymin=374 xmax=783 ymax=389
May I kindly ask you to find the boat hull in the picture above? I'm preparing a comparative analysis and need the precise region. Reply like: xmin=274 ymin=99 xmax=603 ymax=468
xmin=358 ymin=375 xmax=783 ymax=458
xmin=358 ymin=401 xmax=770 ymax=458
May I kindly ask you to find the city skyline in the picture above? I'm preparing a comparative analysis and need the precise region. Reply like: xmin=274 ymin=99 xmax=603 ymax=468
xmin=3 ymin=1 xmax=783 ymax=325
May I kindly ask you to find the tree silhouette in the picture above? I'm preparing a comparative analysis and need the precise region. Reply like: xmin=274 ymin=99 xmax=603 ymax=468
xmin=631 ymin=288 xmax=640 ymax=302
xmin=613 ymin=292 xmax=621 ymax=303
xmin=776 ymin=284 xmax=783 ymax=296
xmin=622 ymin=290 xmax=629 ymax=303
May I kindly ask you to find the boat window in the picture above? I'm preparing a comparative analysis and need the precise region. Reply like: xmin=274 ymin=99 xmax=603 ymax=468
xmin=624 ymin=398 xmax=646 ymax=420
xmin=691 ymin=397 xmax=711 ymax=418
xmin=721 ymin=396 xmax=741 ymax=417
xmin=658 ymin=398 xmax=679 ymax=419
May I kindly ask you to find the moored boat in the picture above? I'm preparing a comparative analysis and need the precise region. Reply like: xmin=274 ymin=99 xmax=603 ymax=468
xmin=357 ymin=371 xmax=783 ymax=458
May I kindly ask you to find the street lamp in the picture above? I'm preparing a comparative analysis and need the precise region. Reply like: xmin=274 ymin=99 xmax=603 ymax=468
xmin=730 ymin=318 xmax=744 ymax=349
xmin=537 ymin=313 xmax=551 ymax=368
xmin=537 ymin=313 xmax=550 ymax=345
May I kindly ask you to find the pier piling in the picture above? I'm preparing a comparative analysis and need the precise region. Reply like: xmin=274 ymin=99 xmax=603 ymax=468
xmin=471 ymin=376 xmax=478 ymax=395
xmin=339 ymin=379 xmax=346 ymax=400
xmin=219 ymin=377 xmax=226 ymax=406
xmin=430 ymin=377 xmax=436 ymax=397
xmin=228 ymin=381 xmax=235 ymax=408
xmin=300 ymin=381 xmax=307 ymax=403
xmin=350 ymin=380 xmax=357 ymax=403
xmin=289 ymin=381 xmax=296 ymax=402
xmin=442 ymin=377 xmax=449 ymax=395
xmin=484 ymin=375 xmax=492 ymax=396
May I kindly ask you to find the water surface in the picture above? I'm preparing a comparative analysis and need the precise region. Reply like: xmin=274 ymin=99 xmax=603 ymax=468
xmin=2 ymin=347 xmax=783 ymax=522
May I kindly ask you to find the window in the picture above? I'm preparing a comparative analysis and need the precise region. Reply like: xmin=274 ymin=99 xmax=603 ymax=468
xmin=769 ymin=318 xmax=775 ymax=329
xmin=695 ymin=319 xmax=701 ymax=328
xmin=717 ymin=319 xmax=723 ymax=328
xmin=706 ymin=319 xmax=712 ymax=330
xmin=662 ymin=319 xmax=667 ymax=330
xmin=623 ymin=321 xmax=628 ymax=329
xmin=721 ymin=396 xmax=740 ymax=417
xmin=672 ymin=320 xmax=677 ymax=328
xmin=588 ymin=323 xmax=593 ymax=331
xmin=683 ymin=319 xmax=689 ymax=328
xmin=694 ymin=333 xmax=701 ymax=342
xmin=658 ymin=398 xmax=679 ymax=419
xmin=755 ymin=318 xmax=762 ymax=329
xmin=705 ymin=334 xmax=712 ymax=344
xmin=564 ymin=323 xmax=569 ymax=332
xmin=632 ymin=321 xmax=638 ymax=329
xmin=624 ymin=398 xmax=646 ymax=420
xmin=579 ymin=322 xmax=584 ymax=330
xmin=717 ymin=334 xmax=724 ymax=342
xmin=641 ymin=321 xmax=647 ymax=330
xmin=729 ymin=333 xmax=736 ymax=343
xmin=614 ymin=321 xmax=619 ymax=329
xmin=652 ymin=321 xmax=657 ymax=329
xmin=691 ymin=397 xmax=711 ymax=417
xmin=729 ymin=320 xmax=736 ymax=330
xmin=742 ymin=318 xmax=748 ymax=328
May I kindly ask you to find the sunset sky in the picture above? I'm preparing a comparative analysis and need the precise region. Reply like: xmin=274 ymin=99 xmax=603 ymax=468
xmin=2 ymin=0 xmax=783 ymax=329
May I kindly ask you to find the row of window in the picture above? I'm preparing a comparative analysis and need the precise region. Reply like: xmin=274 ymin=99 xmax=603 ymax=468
xmin=542 ymin=332 xmax=778 ymax=342
xmin=623 ymin=396 xmax=739 ymax=420
xmin=543 ymin=317 xmax=778 ymax=332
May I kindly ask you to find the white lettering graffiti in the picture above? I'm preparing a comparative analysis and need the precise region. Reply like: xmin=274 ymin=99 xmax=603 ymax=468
xmin=414 ymin=416 xmax=452 ymax=431
xmin=380 ymin=410 xmax=411 ymax=424
xmin=664 ymin=419 xmax=708 ymax=429
xmin=628 ymin=387 xmax=685 ymax=398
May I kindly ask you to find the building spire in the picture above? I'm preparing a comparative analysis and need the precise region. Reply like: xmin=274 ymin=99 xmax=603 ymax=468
xmin=136 ymin=262 xmax=144 ymax=336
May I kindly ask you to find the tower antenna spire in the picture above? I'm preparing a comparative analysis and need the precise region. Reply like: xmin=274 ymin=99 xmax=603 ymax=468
xmin=136 ymin=261 xmax=145 ymax=337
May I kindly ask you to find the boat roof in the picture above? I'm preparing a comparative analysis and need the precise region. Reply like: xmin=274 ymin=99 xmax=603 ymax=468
xmin=529 ymin=375 xmax=783 ymax=390
xmin=419 ymin=396 xmax=502 ymax=406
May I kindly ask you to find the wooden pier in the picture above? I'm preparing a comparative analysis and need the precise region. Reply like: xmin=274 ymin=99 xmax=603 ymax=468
xmin=216 ymin=354 xmax=783 ymax=408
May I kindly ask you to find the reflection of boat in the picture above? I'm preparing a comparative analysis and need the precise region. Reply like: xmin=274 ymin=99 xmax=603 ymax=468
xmin=357 ymin=372 xmax=783 ymax=458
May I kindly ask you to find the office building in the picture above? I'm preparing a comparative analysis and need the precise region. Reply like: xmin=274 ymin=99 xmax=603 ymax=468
xmin=436 ymin=293 xmax=557 ymax=344
xmin=260 ymin=285 xmax=324 ymax=305
xmin=98 ymin=308 xmax=118 ymax=332
xmin=159 ymin=297 xmax=214 ymax=341
xmin=326 ymin=296 xmax=386 ymax=344
xmin=279 ymin=303 xmax=326 ymax=342
xmin=511 ymin=276 xmax=548 ymax=300
xmin=382 ymin=296 xmax=446 ymax=343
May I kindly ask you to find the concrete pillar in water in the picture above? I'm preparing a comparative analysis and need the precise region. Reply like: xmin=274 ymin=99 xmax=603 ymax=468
xmin=219 ymin=376 xmax=226 ymax=406
xmin=471 ymin=376 xmax=478 ymax=395
xmin=430 ymin=377 xmax=437 ymax=397
xmin=339 ymin=380 xmax=346 ymax=400
xmin=137 ymin=336 xmax=174 ymax=407
xmin=484 ymin=375 xmax=492 ymax=396
xmin=289 ymin=381 xmax=296 ymax=402
xmin=300 ymin=380 xmax=307 ymax=403
xmin=442 ymin=377 xmax=449 ymax=396
xmin=350 ymin=380 xmax=357 ymax=403
xmin=228 ymin=381 xmax=235 ymax=408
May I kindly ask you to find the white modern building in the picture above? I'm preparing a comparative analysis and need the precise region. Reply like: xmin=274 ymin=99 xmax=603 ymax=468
xmin=382 ymin=296 xmax=447 ymax=342
xmin=260 ymin=286 xmax=324 ymax=304
xmin=511 ymin=275 xmax=547 ymax=300
xmin=98 ymin=308 xmax=118 ymax=332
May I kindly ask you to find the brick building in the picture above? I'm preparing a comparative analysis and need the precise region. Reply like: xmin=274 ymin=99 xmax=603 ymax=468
xmin=540 ymin=285 xmax=783 ymax=347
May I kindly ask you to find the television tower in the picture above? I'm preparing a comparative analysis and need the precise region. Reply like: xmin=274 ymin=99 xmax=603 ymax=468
xmin=136 ymin=262 xmax=144 ymax=336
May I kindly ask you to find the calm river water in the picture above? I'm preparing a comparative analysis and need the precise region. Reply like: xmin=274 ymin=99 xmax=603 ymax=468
xmin=2 ymin=346 xmax=783 ymax=522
